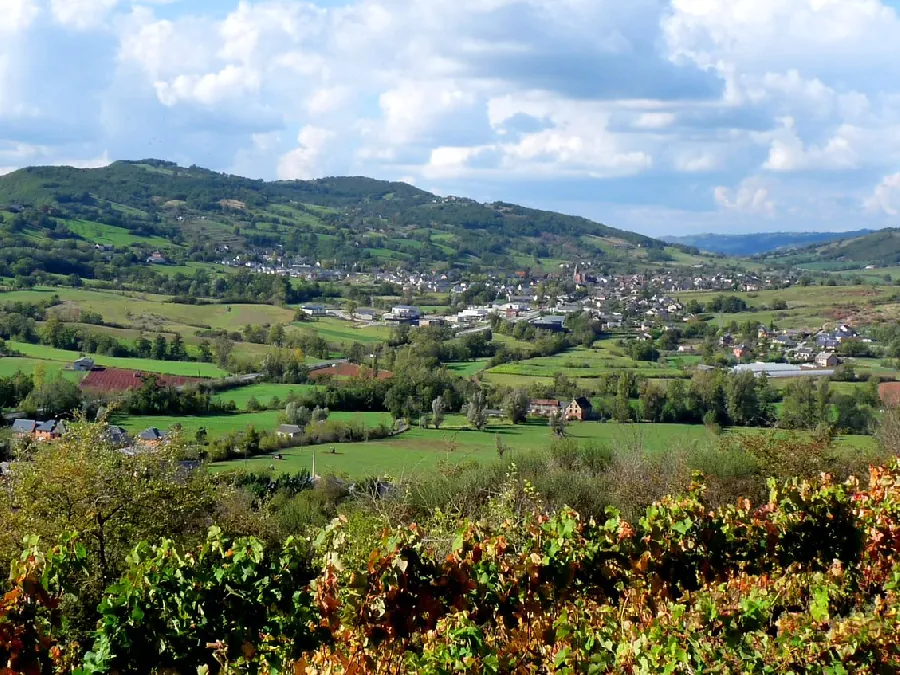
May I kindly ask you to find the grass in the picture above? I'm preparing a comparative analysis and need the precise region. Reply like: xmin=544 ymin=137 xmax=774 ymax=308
xmin=65 ymin=219 xmax=171 ymax=248
xmin=293 ymin=317 xmax=392 ymax=345
xmin=210 ymin=419 xmax=878 ymax=479
xmin=446 ymin=359 xmax=491 ymax=377
xmin=7 ymin=341 xmax=227 ymax=377
xmin=113 ymin=411 xmax=394 ymax=439
xmin=0 ymin=357 xmax=84 ymax=382
xmin=678 ymin=285 xmax=895 ymax=329
xmin=483 ymin=344 xmax=691 ymax=383
xmin=213 ymin=383 xmax=319 ymax=410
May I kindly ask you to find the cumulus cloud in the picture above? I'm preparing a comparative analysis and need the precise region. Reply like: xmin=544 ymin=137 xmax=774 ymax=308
xmin=277 ymin=125 xmax=334 ymax=180
xmin=714 ymin=177 xmax=775 ymax=215
xmin=865 ymin=174 xmax=900 ymax=216
xmin=1 ymin=0 xmax=900 ymax=234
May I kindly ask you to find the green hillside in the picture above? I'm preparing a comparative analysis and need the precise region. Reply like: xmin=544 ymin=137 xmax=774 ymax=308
xmin=763 ymin=228 xmax=900 ymax=270
xmin=0 ymin=159 xmax=677 ymax=273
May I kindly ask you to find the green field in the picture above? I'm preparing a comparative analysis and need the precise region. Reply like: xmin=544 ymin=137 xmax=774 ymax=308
xmin=482 ymin=344 xmax=694 ymax=387
xmin=0 ymin=357 xmax=84 ymax=382
xmin=114 ymin=410 xmax=394 ymax=439
xmin=210 ymin=420 xmax=877 ymax=479
xmin=678 ymin=285 xmax=896 ymax=329
xmin=8 ymin=342 xmax=227 ymax=378
xmin=213 ymin=383 xmax=319 ymax=409
xmin=65 ymin=219 xmax=171 ymax=248
xmin=446 ymin=359 xmax=491 ymax=377
xmin=295 ymin=317 xmax=391 ymax=345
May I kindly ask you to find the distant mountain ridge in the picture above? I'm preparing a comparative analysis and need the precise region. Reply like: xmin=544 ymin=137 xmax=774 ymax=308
xmin=663 ymin=230 xmax=875 ymax=256
xmin=761 ymin=228 xmax=900 ymax=270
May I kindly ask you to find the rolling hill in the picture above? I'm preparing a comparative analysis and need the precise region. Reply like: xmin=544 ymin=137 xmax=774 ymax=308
xmin=761 ymin=228 xmax=900 ymax=271
xmin=663 ymin=230 xmax=874 ymax=256
xmin=0 ymin=159 xmax=689 ymax=274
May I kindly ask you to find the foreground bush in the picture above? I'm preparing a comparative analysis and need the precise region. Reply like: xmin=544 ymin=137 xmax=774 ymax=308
xmin=3 ymin=462 xmax=900 ymax=673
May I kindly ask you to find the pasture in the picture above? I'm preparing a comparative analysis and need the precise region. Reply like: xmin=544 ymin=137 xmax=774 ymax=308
xmin=482 ymin=344 xmax=695 ymax=387
xmin=0 ymin=357 xmax=84 ymax=382
xmin=678 ymin=285 xmax=896 ymax=329
xmin=114 ymin=410 xmax=394 ymax=439
xmin=213 ymin=383 xmax=320 ymax=410
xmin=210 ymin=419 xmax=878 ymax=479
xmin=293 ymin=317 xmax=391 ymax=345
xmin=7 ymin=341 xmax=227 ymax=378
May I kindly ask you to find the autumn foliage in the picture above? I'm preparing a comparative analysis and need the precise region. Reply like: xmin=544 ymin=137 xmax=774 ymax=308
xmin=3 ymin=461 xmax=900 ymax=673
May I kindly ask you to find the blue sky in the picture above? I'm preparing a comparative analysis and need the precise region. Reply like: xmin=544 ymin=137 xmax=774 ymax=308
xmin=2 ymin=0 xmax=900 ymax=237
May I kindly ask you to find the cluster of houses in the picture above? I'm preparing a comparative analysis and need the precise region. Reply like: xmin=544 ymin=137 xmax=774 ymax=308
xmin=10 ymin=420 xmax=167 ymax=452
xmin=724 ymin=324 xmax=862 ymax=368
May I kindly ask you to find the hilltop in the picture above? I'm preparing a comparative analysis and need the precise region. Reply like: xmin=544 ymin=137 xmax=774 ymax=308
xmin=761 ymin=228 xmax=900 ymax=271
xmin=664 ymin=230 xmax=874 ymax=256
xmin=0 ymin=159 xmax=696 ymax=274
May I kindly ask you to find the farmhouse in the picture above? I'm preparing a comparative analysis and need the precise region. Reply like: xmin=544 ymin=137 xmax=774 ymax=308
xmin=73 ymin=357 xmax=95 ymax=372
xmin=301 ymin=304 xmax=327 ymax=317
xmin=277 ymin=424 xmax=304 ymax=440
xmin=11 ymin=419 xmax=65 ymax=441
xmin=565 ymin=397 xmax=593 ymax=421
xmin=816 ymin=352 xmax=840 ymax=368
xmin=529 ymin=399 xmax=561 ymax=417
xmin=36 ymin=420 xmax=66 ymax=441
xmin=11 ymin=419 xmax=37 ymax=436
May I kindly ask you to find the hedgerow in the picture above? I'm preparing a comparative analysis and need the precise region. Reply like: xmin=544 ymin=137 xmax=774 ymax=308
xmin=3 ymin=462 xmax=900 ymax=673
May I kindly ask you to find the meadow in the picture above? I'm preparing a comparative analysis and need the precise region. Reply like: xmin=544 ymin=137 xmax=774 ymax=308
xmin=481 ymin=343 xmax=697 ymax=387
xmin=7 ymin=341 xmax=227 ymax=378
xmin=114 ymin=410 xmax=394 ymax=439
xmin=213 ymin=383 xmax=320 ymax=410
xmin=210 ymin=419 xmax=878 ymax=479
xmin=0 ymin=357 xmax=85 ymax=382
xmin=678 ymin=285 xmax=895 ymax=329
xmin=294 ymin=317 xmax=391 ymax=345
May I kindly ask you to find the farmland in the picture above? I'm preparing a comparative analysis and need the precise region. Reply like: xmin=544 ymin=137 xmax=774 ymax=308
xmin=678 ymin=285 xmax=898 ymax=329
xmin=213 ymin=383 xmax=320 ymax=410
xmin=7 ymin=342 xmax=227 ymax=377
xmin=211 ymin=420 xmax=877 ymax=479
xmin=481 ymin=343 xmax=698 ymax=387
xmin=114 ymin=410 xmax=394 ymax=439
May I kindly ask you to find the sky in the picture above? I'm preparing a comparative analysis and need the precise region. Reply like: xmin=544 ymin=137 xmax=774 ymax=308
xmin=2 ymin=0 xmax=900 ymax=237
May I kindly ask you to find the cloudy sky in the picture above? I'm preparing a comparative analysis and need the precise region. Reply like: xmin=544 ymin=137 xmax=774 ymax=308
xmin=3 ymin=0 xmax=900 ymax=236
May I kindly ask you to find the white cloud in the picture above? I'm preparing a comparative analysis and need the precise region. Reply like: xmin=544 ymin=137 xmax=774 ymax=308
xmin=50 ymin=0 xmax=119 ymax=30
xmin=865 ymin=173 xmax=900 ymax=215
xmin=277 ymin=125 xmax=334 ymax=180
xmin=154 ymin=64 xmax=261 ymax=106
xmin=714 ymin=177 xmax=775 ymax=215
xmin=0 ymin=0 xmax=39 ymax=33
xmin=2 ymin=0 xmax=900 ymax=234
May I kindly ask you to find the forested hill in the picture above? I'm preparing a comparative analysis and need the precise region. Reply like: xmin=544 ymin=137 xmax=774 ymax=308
xmin=664 ymin=230 xmax=874 ymax=256
xmin=0 ymin=159 xmax=672 ymax=271
xmin=761 ymin=228 xmax=900 ymax=270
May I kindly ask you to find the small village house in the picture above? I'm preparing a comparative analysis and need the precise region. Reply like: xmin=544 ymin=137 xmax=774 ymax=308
xmin=277 ymin=424 xmax=304 ymax=440
xmin=529 ymin=399 xmax=561 ymax=417
xmin=565 ymin=397 xmax=593 ymax=421
xmin=73 ymin=357 xmax=95 ymax=372
xmin=816 ymin=352 xmax=840 ymax=368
